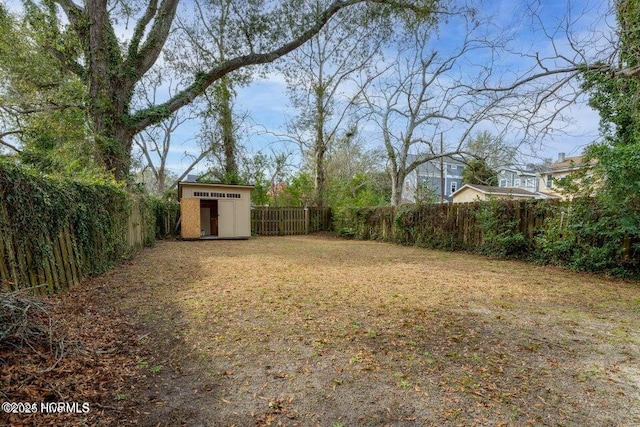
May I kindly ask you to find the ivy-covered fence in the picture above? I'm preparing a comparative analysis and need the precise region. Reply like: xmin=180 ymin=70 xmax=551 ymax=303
xmin=333 ymin=199 xmax=639 ymax=277
xmin=0 ymin=161 xmax=170 ymax=294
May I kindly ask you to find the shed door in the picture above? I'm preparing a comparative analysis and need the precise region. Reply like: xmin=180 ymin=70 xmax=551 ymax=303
xmin=210 ymin=201 xmax=218 ymax=236
xmin=218 ymin=200 xmax=235 ymax=238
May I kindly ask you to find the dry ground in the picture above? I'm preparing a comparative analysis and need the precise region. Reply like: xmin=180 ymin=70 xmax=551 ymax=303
xmin=3 ymin=235 xmax=640 ymax=426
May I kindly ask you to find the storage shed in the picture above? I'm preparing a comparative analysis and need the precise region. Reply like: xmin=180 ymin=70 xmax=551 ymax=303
xmin=178 ymin=182 xmax=254 ymax=239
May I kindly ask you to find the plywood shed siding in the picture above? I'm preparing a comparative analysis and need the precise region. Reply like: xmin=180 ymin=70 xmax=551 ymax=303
xmin=181 ymin=198 xmax=202 ymax=239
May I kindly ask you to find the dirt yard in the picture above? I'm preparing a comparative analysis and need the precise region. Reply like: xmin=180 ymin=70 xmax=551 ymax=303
xmin=3 ymin=235 xmax=640 ymax=426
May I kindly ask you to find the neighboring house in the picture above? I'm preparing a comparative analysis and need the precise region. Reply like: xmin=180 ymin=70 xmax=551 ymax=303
xmin=538 ymin=153 xmax=597 ymax=200
xmin=267 ymin=182 xmax=288 ymax=198
xmin=497 ymin=167 xmax=539 ymax=192
xmin=404 ymin=154 xmax=466 ymax=203
xmin=451 ymin=184 xmax=544 ymax=203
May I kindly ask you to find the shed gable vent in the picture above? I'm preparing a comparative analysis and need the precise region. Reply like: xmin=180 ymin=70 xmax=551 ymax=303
xmin=193 ymin=191 xmax=242 ymax=199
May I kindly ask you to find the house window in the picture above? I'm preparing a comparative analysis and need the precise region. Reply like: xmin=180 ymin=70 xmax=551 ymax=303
xmin=450 ymin=182 xmax=457 ymax=194
xmin=499 ymin=179 xmax=507 ymax=187
xmin=526 ymin=178 xmax=534 ymax=188
xmin=514 ymin=178 xmax=521 ymax=187
xmin=194 ymin=191 xmax=210 ymax=197
xmin=546 ymin=174 xmax=553 ymax=188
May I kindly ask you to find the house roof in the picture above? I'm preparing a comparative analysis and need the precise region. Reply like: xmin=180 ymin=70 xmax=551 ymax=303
xmin=453 ymin=184 xmax=538 ymax=198
xmin=497 ymin=166 xmax=538 ymax=177
xmin=178 ymin=181 xmax=254 ymax=189
xmin=451 ymin=184 xmax=550 ymax=199
xmin=548 ymin=155 xmax=595 ymax=173
xmin=408 ymin=154 xmax=467 ymax=174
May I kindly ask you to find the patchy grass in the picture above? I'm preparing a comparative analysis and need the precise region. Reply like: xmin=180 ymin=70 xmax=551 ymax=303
xmin=114 ymin=235 xmax=640 ymax=426
xmin=4 ymin=235 xmax=640 ymax=426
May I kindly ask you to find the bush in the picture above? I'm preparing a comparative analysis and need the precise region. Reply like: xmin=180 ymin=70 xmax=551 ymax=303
xmin=535 ymin=198 xmax=639 ymax=277
xmin=149 ymin=196 xmax=180 ymax=238
xmin=475 ymin=199 xmax=529 ymax=258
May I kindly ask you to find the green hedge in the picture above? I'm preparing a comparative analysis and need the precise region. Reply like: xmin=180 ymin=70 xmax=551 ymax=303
xmin=534 ymin=198 xmax=639 ymax=277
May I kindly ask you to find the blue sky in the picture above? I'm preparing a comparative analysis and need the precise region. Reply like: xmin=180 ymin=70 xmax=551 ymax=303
xmin=1 ymin=0 xmax=611 ymax=176
xmin=174 ymin=0 xmax=610 ymax=178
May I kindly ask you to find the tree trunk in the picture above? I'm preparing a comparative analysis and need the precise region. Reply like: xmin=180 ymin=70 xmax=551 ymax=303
xmin=314 ymin=143 xmax=327 ymax=207
xmin=391 ymin=187 xmax=403 ymax=206
xmin=313 ymin=85 xmax=327 ymax=207
xmin=92 ymin=114 xmax=134 ymax=181
xmin=156 ymin=167 xmax=166 ymax=194
xmin=390 ymin=172 xmax=403 ymax=207
xmin=218 ymin=77 xmax=237 ymax=181
xmin=86 ymin=0 xmax=135 ymax=181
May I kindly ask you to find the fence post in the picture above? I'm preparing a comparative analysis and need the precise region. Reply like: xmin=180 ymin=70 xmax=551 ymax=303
xmin=304 ymin=207 xmax=309 ymax=234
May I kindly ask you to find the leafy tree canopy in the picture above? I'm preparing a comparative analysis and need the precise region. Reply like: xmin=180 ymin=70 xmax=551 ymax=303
xmin=3 ymin=0 xmax=438 ymax=180
xmin=0 ymin=4 xmax=101 ymax=175
xmin=580 ymin=0 xmax=640 ymax=245
xmin=462 ymin=158 xmax=498 ymax=186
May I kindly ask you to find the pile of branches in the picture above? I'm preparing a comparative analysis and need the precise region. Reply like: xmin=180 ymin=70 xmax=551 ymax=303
xmin=0 ymin=286 xmax=66 ymax=371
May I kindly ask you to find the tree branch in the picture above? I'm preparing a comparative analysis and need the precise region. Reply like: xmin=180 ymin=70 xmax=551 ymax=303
xmin=44 ymin=45 xmax=86 ymax=78
xmin=127 ymin=0 xmax=159 ymax=58
xmin=166 ymin=149 xmax=211 ymax=192
xmin=122 ymin=0 xmax=179 ymax=80
xmin=0 ymin=131 xmax=23 ymax=153
xmin=130 ymin=0 xmax=430 ymax=133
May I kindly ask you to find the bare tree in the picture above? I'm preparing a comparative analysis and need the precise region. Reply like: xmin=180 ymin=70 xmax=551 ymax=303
xmin=359 ymin=12 xmax=505 ymax=206
xmin=132 ymin=69 xmax=207 ymax=194
xmin=470 ymin=0 xmax=631 ymax=141
xmin=280 ymin=2 xmax=388 ymax=206
xmin=170 ymin=0 xmax=257 ymax=182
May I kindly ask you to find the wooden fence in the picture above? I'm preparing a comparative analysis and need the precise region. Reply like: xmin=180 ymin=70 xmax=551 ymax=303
xmin=394 ymin=200 xmax=557 ymax=251
xmin=0 ymin=197 xmax=153 ymax=295
xmin=251 ymin=207 xmax=332 ymax=236
xmin=334 ymin=200 xmax=558 ymax=251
